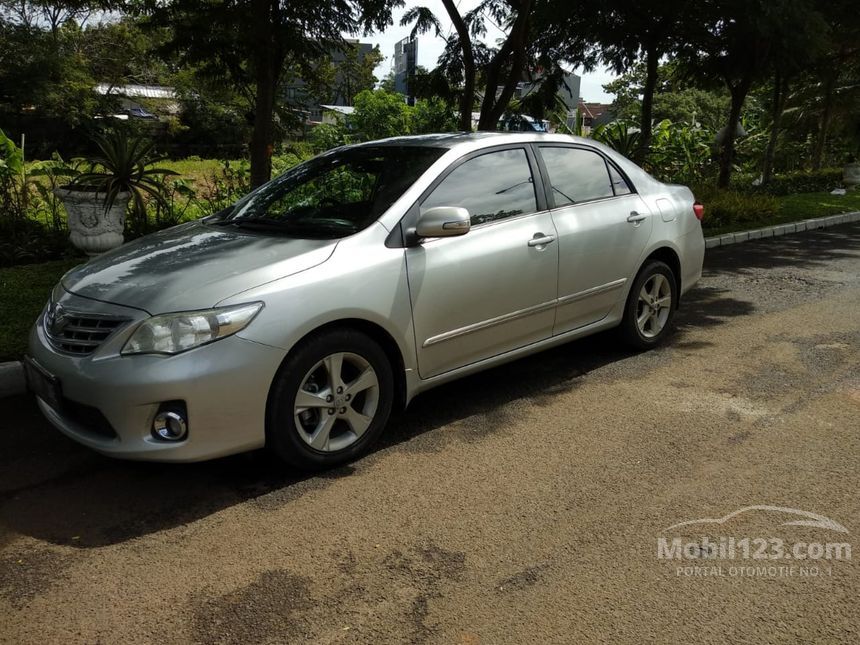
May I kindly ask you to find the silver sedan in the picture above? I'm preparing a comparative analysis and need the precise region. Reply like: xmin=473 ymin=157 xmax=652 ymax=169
xmin=27 ymin=133 xmax=705 ymax=468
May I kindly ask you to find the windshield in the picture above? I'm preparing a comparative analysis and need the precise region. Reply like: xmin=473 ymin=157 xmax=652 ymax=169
xmin=209 ymin=145 xmax=446 ymax=238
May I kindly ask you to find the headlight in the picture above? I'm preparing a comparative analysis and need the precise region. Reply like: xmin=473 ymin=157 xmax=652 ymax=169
xmin=122 ymin=303 xmax=263 ymax=355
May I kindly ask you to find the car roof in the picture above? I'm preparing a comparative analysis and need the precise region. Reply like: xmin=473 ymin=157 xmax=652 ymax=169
xmin=348 ymin=132 xmax=664 ymax=193
xmin=350 ymin=131 xmax=598 ymax=151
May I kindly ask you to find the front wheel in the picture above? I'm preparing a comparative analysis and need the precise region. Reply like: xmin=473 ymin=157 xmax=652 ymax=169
xmin=267 ymin=329 xmax=394 ymax=470
xmin=619 ymin=260 xmax=677 ymax=350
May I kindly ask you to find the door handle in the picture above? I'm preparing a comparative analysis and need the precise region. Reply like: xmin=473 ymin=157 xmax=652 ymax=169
xmin=528 ymin=234 xmax=556 ymax=247
xmin=627 ymin=211 xmax=648 ymax=223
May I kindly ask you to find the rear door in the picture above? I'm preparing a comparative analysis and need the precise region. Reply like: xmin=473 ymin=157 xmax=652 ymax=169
xmin=405 ymin=146 xmax=559 ymax=379
xmin=535 ymin=145 xmax=653 ymax=335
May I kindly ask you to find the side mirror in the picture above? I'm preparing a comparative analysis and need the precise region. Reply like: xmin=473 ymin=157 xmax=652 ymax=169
xmin=415 ymin=206 xmax=471 ymax=238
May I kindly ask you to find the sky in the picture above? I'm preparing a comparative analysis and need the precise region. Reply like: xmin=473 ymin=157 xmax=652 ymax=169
xmin=364 ymin=1 xmax=617 ymax=103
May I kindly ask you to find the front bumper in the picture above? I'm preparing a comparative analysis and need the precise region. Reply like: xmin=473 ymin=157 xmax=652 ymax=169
xmin=28 ymin=291 xmax=286 ymax=462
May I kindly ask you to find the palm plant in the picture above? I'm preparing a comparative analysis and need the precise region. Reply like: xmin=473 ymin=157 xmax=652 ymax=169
xmin=70 ymin=130 xmax=178 ymax=229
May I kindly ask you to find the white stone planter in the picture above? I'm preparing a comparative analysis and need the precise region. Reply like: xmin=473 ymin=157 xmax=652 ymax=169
xmin=55 ymin=188 xmax=131 ymax=256
xmin=843 ymin=162 xmax=860 ymax=190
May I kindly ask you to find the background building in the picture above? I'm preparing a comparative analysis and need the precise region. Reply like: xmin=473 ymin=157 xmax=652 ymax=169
xmin=393 ymin=36 xmax=418 ymax=105
xmin=283 ymin=39 xmax=376 ymax=124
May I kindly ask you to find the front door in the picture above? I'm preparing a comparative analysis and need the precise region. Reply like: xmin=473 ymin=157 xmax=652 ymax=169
xmin=405 ymin=147 xmax=559 ymax=379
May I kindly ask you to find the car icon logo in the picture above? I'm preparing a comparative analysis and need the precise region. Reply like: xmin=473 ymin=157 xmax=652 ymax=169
xmin=47 ymin=303 xmax=67 ymax=335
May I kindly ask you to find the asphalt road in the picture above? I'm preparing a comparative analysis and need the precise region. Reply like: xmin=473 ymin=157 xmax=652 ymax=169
xmin=1 ymin=224 xmax=859 ymax=644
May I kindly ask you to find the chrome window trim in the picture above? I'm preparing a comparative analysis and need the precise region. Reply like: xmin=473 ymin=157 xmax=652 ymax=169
xmin=548 ymin=192 xmax=638 ymax=211
xmin=534 ymin=143 xmax=638 ymax=209
xmin=418 ymin=206 xmax=555 ymax=245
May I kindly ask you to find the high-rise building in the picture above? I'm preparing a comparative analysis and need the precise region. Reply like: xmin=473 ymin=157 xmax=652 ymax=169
xmin=393 ymin=37 xmax=418 ymax=105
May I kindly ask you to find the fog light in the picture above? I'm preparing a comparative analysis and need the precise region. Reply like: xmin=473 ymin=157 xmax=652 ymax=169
xmin=152 ymin=411 xmax=188 ymax=441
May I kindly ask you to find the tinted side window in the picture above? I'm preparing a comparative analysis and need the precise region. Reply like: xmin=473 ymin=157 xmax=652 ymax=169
xmin=608 ymin=163 xmax=632 ymax=195
xmin=540 ymin=147 xmax=614 ymax=206
xmin=422 ymin=148 xmax=537 ymax=226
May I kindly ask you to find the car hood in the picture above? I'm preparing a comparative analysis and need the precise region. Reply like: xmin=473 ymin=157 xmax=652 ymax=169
xmin=62 ymin=221 xmax=337 ymax=313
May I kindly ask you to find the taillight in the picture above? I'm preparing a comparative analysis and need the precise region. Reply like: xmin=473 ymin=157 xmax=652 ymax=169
xmin=693 ymin=202 xmax=704 ymax=221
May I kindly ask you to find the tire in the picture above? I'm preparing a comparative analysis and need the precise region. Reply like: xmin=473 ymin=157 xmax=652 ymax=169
xmin=619 ymin=260 xmax=678 ymax=350
xmin=266 ymin=329 xmax=394 ymax=470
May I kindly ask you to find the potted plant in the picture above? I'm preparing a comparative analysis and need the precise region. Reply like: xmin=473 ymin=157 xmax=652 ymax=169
xmin=55 ymin=130 xmax=177 ymax=255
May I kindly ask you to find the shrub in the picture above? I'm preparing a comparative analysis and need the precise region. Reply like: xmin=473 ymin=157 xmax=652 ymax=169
xmin=0 ymin=217 xmax=77 ymax=267
xmin=196 ymin=159 xmax=251 ymax=217
xmin=646 ymin=119 xmax=715 ymax=185
xmin=309 ymin=123 xmax=349 ymax=153
xmin=411 ymin=98 xmax=458 ymax=134
xmin=591 ymin=121 xmax=641 ymax=159
xmin=0 ymin=128 xmax=25 ymax=223
xmin=697 ymin=189 xmax=779 ymax=231
xmin=350 ymin=89 xmax=411 ymax=141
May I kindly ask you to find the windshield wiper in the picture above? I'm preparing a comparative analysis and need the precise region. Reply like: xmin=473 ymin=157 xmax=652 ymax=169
xmin=210 ymin=216 xmax=353 ymax=238
xmin=212 ymin=216 xmax=287 ymax=228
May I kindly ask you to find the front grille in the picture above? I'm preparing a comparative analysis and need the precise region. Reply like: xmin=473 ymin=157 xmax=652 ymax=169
xmin=45 ymin=310 xmax=130 ymax=355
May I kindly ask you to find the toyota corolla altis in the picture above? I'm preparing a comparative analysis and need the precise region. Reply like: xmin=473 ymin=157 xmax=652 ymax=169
xmin=27 ymin=133 xmax=705 ymax=469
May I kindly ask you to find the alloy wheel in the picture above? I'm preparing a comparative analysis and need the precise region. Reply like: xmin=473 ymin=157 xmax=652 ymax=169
xmin=293 ymin=352 xmax=380 ymax=452
xmin=636 ymin=273 xmax=672 ymax=338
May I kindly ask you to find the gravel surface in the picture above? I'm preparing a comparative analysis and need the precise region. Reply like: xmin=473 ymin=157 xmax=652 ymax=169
xmin=1 ymin=224 xmax=859 ymax=644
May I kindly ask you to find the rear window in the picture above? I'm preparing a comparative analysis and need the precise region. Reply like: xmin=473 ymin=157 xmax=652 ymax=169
xmin=540 ymin=147 xmax=615 ymax=206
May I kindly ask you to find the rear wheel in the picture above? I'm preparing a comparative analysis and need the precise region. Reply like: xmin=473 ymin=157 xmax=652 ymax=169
xmin=267 ymin=329 xmax=394 ymax=469
xmin=620 ymin=260 xmax=677 ymax=350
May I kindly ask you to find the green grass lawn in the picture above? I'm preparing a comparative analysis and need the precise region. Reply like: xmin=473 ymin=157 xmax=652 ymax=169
xmin=159 ymin=157 xmax=241 ymax=191
xmin=775 ymin=190 xmax=860 ymax=222
xmin=702 ymin=190 xmax=860 ymax=236
xmin=0 ymin=258 xmax=82 ymax=362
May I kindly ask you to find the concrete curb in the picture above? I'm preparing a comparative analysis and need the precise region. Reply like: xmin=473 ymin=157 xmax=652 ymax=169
xmin=0 ymin=360 xmax=26 ymax=398
xmin=704 ymin=211 xmax=860 ymax=249
xmin=1 ymin=211 xmax=859 ymax=399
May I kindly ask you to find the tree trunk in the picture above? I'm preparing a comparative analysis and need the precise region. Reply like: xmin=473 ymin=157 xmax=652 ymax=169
xmin=762 ymin=72 xmax=787 ymax=185
xmin=717 ymin=80 xmax=750 ymax=189
xmin=634 ymin=44 xmax=659 ymax=164
xmin=476 ymin=0 xmax=533 ymax=131
xmin=248 ymin=0 xmax=281 ymax=188
xmin=250 ymin=66 xmax=276 ymax=188
xmin=811 ymin=71 xmax=836 ymax=171
xmin=441 ymin=0 xmax=475 ymax=131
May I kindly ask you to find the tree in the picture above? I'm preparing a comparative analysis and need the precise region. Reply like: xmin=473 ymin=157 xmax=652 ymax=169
xmin=411 ymin=97 xmax=458 ymax=133
xmin=349 ymin=89 xmax=411 ymax=140
xmin=402 ymin=0 xmax=536 ymax=131
xmin=586 ymin=1 xmax=690 ymax=163
xmin=808 ymin=0 xmax=860 ymax=170
xmin=0 ymin=16 xmax=116 ymax=155
xmin=335 ymin=44 xmax=384 ymax=106
xmin=84 ymin=17 xmax=171 ymax=90
xmin=0 ymin=0 xmax=98 ymax=36
xmin=603 ymin=64 xmax=730 ymax=133
xmin=141 ymin=0 xmax=400 ymax=187
xmin=678 ymin=0 xmax=822 ymax=187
